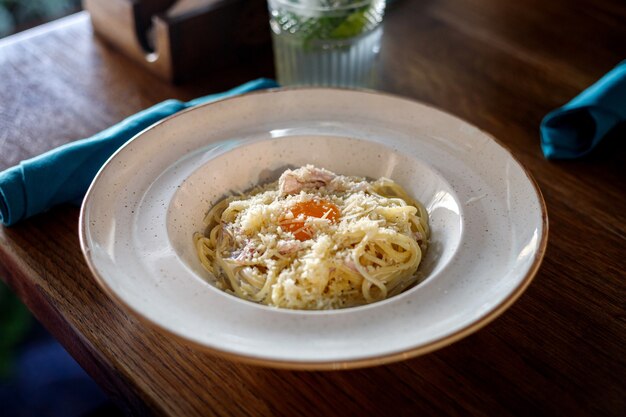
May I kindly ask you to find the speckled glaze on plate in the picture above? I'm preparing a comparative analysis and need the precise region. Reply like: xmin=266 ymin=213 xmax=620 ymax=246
xmin=79 ymin=88 xmax=547 ymax=369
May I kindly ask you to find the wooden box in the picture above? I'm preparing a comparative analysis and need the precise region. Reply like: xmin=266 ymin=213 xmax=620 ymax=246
xmin=83 ymin=0 xmax=273 ymax=83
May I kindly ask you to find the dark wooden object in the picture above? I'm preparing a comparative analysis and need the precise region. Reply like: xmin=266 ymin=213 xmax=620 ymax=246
xmin=84 ymin=0 xmax=272 ymax=82
xmin=1 ymin=0 xmax=625 ymax=415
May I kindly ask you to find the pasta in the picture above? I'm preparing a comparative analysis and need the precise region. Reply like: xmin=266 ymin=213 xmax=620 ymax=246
xmin=194 ymin=165 xmax=429 ymax=310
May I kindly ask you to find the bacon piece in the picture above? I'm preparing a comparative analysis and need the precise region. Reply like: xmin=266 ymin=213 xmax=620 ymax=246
xmin=276 ymin=240 xmax=301 ymax=255
xmin=230 ymin=241 xmax=256 ymax=262
xmin=344 ymin=259 xmax=358 ymax=272
xmin=278 ymin=165 xmax=336 ymax=195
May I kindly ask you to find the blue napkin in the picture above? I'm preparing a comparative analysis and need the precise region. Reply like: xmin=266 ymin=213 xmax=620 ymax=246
xmin=540 ymin=60 xmax=626 ymax=159
xmin=0 ymin=78 xmax=278 ymax=226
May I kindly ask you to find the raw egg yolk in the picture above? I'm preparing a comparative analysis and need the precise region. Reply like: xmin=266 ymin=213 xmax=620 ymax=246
xmin=281 ymin=200 xmax=340 ymax=241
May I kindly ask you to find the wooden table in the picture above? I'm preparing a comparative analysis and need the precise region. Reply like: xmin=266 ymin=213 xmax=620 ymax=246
xmin=1 ymin=1 xmax=625 ymax=415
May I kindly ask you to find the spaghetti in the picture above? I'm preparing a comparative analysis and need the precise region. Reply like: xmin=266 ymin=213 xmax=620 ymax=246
xmin=194 ymin=165 xmax=429 ymax=310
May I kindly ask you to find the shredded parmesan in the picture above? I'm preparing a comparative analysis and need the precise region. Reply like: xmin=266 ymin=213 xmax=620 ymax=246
xmin=194 ymin=165 xmax=430 ymax=310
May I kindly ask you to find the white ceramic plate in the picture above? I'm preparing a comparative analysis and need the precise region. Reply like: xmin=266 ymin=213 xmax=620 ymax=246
xmin=80 ymin=88 xmax=547 ymax=369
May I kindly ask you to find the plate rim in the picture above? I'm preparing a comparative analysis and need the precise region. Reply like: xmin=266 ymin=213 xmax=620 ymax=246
xmin=79 ymin=87 xmax=549 ymax=370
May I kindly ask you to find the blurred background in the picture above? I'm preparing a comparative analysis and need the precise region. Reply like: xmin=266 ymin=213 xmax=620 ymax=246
xmin=0 ymin=0 xmax=81 ymax=38
xmin=0 ymin=2 xmax=124 ymax=414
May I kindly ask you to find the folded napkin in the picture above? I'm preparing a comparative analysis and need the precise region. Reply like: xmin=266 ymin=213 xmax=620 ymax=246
xmin=0 ymin=78 xmax=278 ymax=226
xmin=540 ymin=60 xmax=626 ymax=159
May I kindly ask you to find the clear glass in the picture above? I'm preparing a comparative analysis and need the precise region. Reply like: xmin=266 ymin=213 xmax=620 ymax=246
xmin=268 ymin=0 xmax=386 ymax=88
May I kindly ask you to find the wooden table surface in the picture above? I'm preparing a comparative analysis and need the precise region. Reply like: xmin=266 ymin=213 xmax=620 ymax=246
xmin=1 ymin=1 xmax=625 ymax=415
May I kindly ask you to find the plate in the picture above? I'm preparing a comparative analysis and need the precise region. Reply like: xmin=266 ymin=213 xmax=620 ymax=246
xmin=79 ymin=88 xmax=547 ymax=369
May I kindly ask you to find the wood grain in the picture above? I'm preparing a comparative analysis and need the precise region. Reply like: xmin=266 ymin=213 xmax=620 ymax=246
xmin=1 ymin=1 xmax=625 ymax=416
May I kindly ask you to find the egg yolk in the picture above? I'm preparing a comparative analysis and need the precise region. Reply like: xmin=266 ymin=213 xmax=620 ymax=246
xmin=281 ymin=200 xmax=340 ymax=241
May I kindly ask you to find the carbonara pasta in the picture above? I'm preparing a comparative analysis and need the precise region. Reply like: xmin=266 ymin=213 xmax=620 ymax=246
xmin=194 ymin=165 xmax=429 ymax=310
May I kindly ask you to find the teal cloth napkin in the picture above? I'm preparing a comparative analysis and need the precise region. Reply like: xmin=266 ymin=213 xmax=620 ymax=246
xmin=540 ymin=60 xmax=626 ymax=159
xmin=0 ymin=78 xmax=278 ymax=226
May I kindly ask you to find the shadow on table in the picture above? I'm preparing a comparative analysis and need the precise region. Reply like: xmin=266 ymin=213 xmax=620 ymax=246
xmin=545 ymin=121 xmax=626 ymax=191
xmin=582 ymin=121 xmax=626 ymax=164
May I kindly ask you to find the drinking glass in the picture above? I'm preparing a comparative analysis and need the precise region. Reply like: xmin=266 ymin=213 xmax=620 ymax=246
xmin=268 ymin=0 xmax=386 ymax=88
